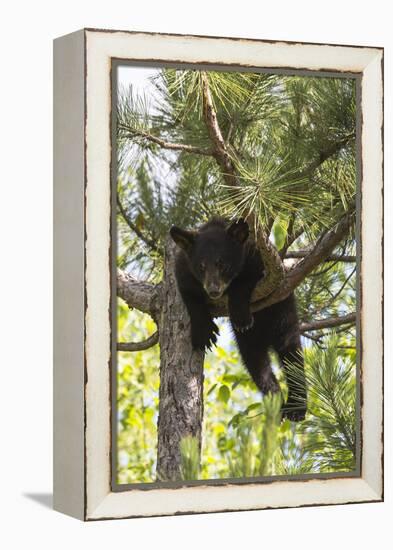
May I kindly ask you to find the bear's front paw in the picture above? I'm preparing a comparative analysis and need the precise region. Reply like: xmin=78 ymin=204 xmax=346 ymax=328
xmin=231 ymin=313 xmax=254 ymax=333
xmin=191 ymin=320 xmax=219 ymax=351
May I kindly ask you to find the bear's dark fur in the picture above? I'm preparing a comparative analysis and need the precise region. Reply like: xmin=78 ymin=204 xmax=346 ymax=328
xmin=170 ymin=217 xmax=307 ymax=421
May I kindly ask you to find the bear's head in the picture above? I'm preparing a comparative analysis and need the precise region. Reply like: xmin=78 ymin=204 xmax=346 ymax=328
xmin=170 ymin=219 xmax=249 ymax=300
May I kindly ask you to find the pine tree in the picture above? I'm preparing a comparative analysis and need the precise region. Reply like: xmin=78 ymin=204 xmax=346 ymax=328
xmin=117 ymin=68 xmax=357 ymax=481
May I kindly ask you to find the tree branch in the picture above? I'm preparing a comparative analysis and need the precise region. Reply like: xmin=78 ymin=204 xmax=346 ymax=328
xmin=117 ymin=195 xmax=158 ymax=251
xmin=200 ymin=72 xmax=285 ymax=300
xmin=280 ymin=225 xmax=305 ymax=258
xmin=302 ymin=332 xmax=356 ymax=350
xmin=279 ymin=134 xmax=355 ymax=259
xmin=245 ymin=208 xmax=354 ymax=314
xmin=283 ymin=208 xmax=355 ymax=289
xmin=118 ymin=124 xmax=213 ymax=156
xmin=252 ymin=229 xmax=286 ymax=298
xmin=314 ymin=266 xmax=356 ymax=316
xmin=300 ymin=313 xmax=356 ymax=333
xmin=285 ymin=250 xmax=356 ymax=263
xmin=117 ymin=268 xmax=161 ymax=318
xmin=299 ymin=133 xmax=356 ymax=178
xmin=117 ymin=331 xmax=159 ymax=352
xmin=211 ymin=207 xmax=355 ymax=316
xmin=200 ymin=72 xmax=238 ymax=186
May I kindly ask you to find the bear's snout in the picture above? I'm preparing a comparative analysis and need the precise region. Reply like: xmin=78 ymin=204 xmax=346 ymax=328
xmin=207 ymin=288 xmax=223 ymax=300
xmin=204 ymin=278 xmax=227 ymax=300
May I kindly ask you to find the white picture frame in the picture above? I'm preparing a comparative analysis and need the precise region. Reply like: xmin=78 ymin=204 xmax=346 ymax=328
xmin=53 ymin=28 xmax=383 ymax=521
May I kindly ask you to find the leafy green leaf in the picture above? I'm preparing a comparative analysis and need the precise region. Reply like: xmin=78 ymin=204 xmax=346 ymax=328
xmin=272 ymin=216 xmax=289 ymax=250
xmin=218 ymin=385 xmax=230 ymax=404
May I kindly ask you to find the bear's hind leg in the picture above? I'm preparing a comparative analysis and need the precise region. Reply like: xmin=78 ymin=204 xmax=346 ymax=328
xmin=248 ymin=353 xmax=280 ymax=396
xmin=234 ymin=334 xmax=280 ymax=396
xmin=259 ymin=360 xmax=280 ymax=396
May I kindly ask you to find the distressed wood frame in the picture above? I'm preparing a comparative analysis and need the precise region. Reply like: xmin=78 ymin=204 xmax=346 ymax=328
xmin=53 ymin=28 xmax=384 ymax=521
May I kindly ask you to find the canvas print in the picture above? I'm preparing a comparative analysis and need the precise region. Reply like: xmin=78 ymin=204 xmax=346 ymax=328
xmin=114 ymin=64 xmax=358 ymax=486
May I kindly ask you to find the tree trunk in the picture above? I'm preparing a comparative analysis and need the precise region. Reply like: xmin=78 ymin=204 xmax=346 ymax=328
xmin=156 ymin=239 xmax=205 ymax=481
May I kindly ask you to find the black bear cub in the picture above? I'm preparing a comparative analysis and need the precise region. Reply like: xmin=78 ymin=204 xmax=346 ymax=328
xmin=170 ymin=217 xmax=307 ymax=421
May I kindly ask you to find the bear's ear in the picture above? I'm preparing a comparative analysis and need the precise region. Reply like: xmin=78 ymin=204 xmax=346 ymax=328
xmin=170 ymin=226 xmax=196 ymax=252
xmin=227 ymin=218 xmax=249 ymax=243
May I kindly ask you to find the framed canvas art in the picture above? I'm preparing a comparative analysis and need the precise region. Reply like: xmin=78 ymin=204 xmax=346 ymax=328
xmin=53 ymin=28 xmax=384 ymax=520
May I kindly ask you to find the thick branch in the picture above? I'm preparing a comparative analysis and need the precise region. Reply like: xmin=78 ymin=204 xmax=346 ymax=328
xmin=211 ymin=208 xmax=355 ymax=317
xmin=253 ymin=209 xmax=355 ymax=311
xmin=201 ymin=72 xmax=238 ymax=187
xmin=284 ymin=209 xmax=355 ymax=288
xmin=300 ymin=313 xmax=356 ymax=333
xmin=200 ymin=72 xmax=285 ymax=299
xmin=285 ymin=250 xmax=356 ymax=263
xmin=117 ymin=331 xmax=159 ymax=352
xmin=118 ymin=124 xmax=212 ymax=156
xmin=117 ymin=268 xmax=161 ymax=318
xmin=252 ymin=228 xmax=286 ymax=297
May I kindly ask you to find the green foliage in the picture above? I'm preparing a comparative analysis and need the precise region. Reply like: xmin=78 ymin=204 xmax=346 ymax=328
xmin=259 ymin=393 xmax=282 ymax=475
xmin=299 ymin=335 xmax=357 ymax=472
xmin=118 ymin=312 xmax=357 ymax=482
xmin=219 ymin=153 xmax=310 ymax=234
xmin=117 ymin=301 xmax=159 ymax=483
xmin=272 ymin=215 xmax=290 ymax=250
xmin=205 ymin=333 xmax=356 ymax=479
xmin=117 ymin=70 xmax=356 ymax=278
xmin=224 ymin=393 xmax=282 ymax=478
xmin=180 ymin=436 xmax=200 ymax=481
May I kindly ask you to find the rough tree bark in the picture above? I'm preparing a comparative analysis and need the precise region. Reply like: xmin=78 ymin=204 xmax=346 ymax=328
xmin=156 ymin=239 xmax=205 ymax=481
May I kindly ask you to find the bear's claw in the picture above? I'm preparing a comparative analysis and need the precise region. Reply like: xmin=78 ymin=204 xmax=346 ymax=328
xmin=233 ymin=315 xmax=254 ymax=333
xmin=191 ymin=320 xmax=219 ymax=351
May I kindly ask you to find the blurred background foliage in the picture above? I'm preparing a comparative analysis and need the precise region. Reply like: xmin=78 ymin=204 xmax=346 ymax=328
xmin=118 ymin=312 xmax=356 ymax=483
xmin=116 ymin=67 xmax=357 ymax=483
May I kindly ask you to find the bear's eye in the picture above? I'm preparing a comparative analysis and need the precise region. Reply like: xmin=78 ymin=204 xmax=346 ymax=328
xmin=199 ymin=261 xmax=206 ymax=272
xmin=216 ymin=258 xmax=226 ymax=271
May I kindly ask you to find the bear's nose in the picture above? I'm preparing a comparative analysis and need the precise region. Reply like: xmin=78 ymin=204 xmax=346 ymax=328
xmin=208 ymin=290 xmax=222 ymax=299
